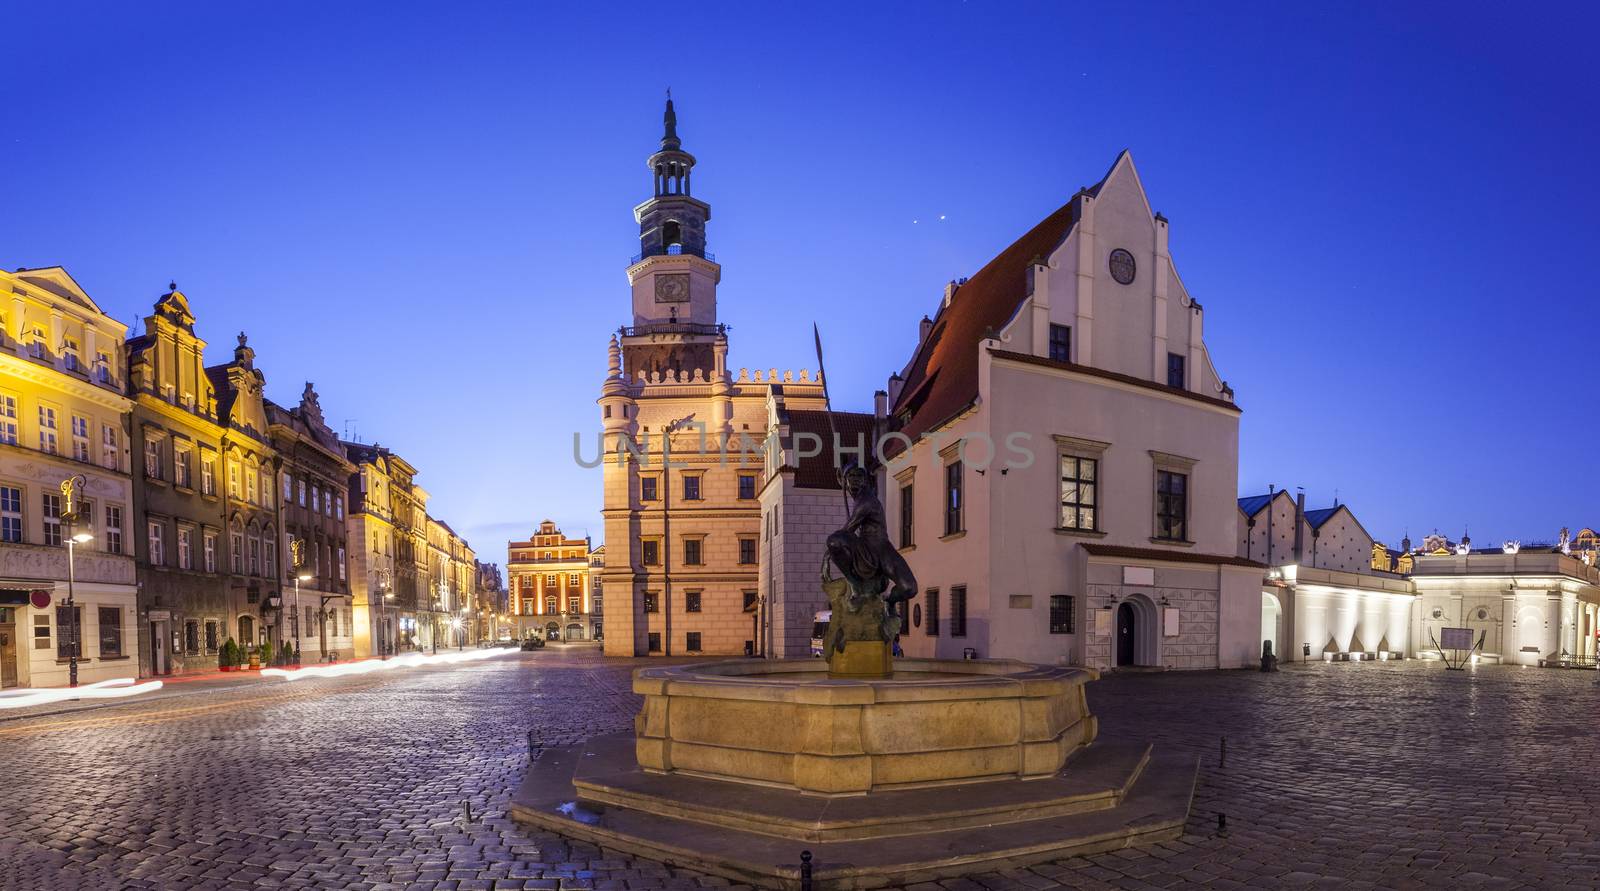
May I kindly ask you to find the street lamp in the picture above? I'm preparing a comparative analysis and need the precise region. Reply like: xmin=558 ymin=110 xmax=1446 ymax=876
xmin=290 ymin=537 xmax=311 ymax=660
xmin=60 ymin=475 xmax=93 ymax=688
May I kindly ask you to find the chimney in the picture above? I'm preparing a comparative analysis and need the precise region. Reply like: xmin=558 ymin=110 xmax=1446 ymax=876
xmin=886 ymin=372 xmax=903 ymax=408
xmin=943 ymin=280 xmax=962 ymax=309
xmin=873 ymin=389 xmax=888 ymax=419
xmin=1293 ymin=489 xmax=1306 ymax=563
xmin=919 ymin=315 xmax=934 ymax=344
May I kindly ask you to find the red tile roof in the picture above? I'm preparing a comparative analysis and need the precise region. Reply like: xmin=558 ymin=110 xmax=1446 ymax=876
xmin=890 ymin=198 xmax=1081 ymax=447
xmin=785 ymin=408 xmax=878 ymax=490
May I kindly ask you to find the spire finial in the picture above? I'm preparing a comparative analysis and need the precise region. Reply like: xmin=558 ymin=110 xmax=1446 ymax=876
xmin=661 ymin=90 xmax=680 ymax=150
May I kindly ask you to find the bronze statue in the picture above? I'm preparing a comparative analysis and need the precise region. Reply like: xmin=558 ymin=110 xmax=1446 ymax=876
xmin=823 ymin=466 xmax=918 ymax=657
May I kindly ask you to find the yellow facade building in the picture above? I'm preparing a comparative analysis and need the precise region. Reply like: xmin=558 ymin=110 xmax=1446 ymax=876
xmin=507 ymin=520 xmax=596 ymax=641
xmin=0 ymin=267 xmax=138 ymax=688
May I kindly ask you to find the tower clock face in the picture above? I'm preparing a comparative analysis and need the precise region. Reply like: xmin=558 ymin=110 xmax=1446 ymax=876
xmin=1109 ymin=249 xmax=1136 ymax=285
xmin=654 ymin=273 xmax=690 ymax=303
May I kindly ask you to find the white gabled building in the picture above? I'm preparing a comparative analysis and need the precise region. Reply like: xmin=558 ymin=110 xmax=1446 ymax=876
xmin=882 ymin=152 xmax=1262 ymax=672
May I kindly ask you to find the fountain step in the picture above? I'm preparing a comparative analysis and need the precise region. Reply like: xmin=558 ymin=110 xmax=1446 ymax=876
xmin=511 ymin=733 xmax=1196 ymax=890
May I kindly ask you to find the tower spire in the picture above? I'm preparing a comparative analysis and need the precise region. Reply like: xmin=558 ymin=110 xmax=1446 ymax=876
xmin=662 ymin=90 xmax=680 ymax=151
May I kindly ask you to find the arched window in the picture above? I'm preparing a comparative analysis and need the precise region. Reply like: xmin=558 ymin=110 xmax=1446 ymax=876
xmin=662 ymin=220 xmax=681 ymax=250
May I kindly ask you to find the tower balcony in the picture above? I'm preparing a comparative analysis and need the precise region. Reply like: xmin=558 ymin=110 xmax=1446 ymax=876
xmin=629 ymin=244 xmax=715 ymax=264
xmin=620 ymin=321 xmax=726 ymax=338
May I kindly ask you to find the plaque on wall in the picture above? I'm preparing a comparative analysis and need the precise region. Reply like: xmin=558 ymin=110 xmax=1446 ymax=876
xmin=1094 ymin=608 xmax=1113 ymax=637
xmin=654 ymin=273 xmax=690 ymax=303
xmin=1163 ymin=607 xmax=1181 ymax=637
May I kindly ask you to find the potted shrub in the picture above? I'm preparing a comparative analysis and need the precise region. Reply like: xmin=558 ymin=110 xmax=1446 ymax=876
xmin=260 ymin=640 xmax=274 ymax=668
xmin=286 ymin=641 xmax=298 ymax=665
xmin=219 ymin=638 xmax=238 ymax=671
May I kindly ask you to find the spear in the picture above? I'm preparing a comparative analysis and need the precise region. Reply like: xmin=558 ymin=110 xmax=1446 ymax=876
xmin=812 ymin=323 xmax=851 ymax=522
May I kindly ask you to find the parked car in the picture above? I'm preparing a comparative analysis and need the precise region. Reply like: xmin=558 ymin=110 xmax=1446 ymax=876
xmin=520 ymin=637 xmax=545 ymax=651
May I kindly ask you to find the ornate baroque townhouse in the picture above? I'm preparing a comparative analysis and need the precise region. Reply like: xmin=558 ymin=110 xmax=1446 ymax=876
xmin=267 ymin=384 xmax=355 ymax=661
xmin=882 ymin=153 xmax=1263 ymax=671
xmin=425 ymin=517 xmax=476 ymax=649
xmin=125 ymin=284 xmax=229 ymax=675
xmin=507 ymin=520 xmax=595 ymax=642
xmin=599 ymin=99 xmax=828 ymax=657
xmin=205 ymin=333 xmax=282 ymax=651
xmin=0 ymin=267 xmax=138 ymax=687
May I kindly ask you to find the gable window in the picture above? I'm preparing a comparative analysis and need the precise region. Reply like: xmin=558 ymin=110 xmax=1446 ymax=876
xmin=944 ymin=460 xmax=964 ymax=536
xmin=0 ymin=392 xmax=17 ymax=445
xmin=738 ymin=472 xmax=757 ymax=500
xmin=899 ymin=483 xmax=914 ymax=548
xmin=925 ymin=588 xmax=940 ymax=636
xmin=1156 ymin=470 xmax=1188 ymax=542
xmin=1049 ymin=595 xmax=1075 ymax=634
xmin=950 ymin=585 xmax=968 ymax=638
xmin=1167 ymin=353 xmax=1186 ymax=389
xmin=1048 ymin=324 xmax=1072 ymax=363
xmin=1059 ymin=456 xmax=1098 ymax=531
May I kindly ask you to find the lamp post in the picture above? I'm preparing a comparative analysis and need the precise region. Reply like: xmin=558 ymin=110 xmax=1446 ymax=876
xmin=60 ymin=475 xmax=93 ymax=688
xmin=373 ymin=566 xmax=392 ymax=659
xmin=290 ymin=537 xmax=311 ymax=660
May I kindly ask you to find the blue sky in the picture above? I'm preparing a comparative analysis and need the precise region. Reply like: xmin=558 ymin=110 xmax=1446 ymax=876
xmin=5 ymin=1 xmax=1597 ymax=555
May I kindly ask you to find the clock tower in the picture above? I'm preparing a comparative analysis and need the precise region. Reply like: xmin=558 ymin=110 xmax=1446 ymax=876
xmin=621 ymin=95 xmax=723 ymax=382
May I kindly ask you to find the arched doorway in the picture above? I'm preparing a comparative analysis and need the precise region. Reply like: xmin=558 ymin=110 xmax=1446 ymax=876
xmin=1116 ymin=603 xmax=1137 ymax=666
xmin=238 ymin=615 xmax=255 ymax=647
xmin=545 ymin=622 xmax=560 ymax=641
xmin=1261 ymin=592 xmax=1284 ymax=662
xmin=565 ymin=623 xmax=583 ymax=641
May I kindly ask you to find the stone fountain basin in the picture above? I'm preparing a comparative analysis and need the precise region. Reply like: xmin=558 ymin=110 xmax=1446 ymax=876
xmin=631 ymin=658 xmax=1098 ymax=796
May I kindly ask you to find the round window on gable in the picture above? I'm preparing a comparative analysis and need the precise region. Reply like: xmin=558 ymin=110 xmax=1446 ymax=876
xmin=1109 ymin=248 xmax=1137 ymax=285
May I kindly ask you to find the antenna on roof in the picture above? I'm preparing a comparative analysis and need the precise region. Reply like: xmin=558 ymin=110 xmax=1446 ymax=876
xmin=344 ymin=419 xmax=359 ymax=443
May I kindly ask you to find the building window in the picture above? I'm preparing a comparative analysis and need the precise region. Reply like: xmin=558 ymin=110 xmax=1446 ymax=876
xmin=201 ymin=456 xmax=215 ymax=495
xmin=1049 ymin=595 xmax=1075 ymax=634
xmin=204 ymin=620 xmax=219 ymax=652
xmin=184 ymin=620 xmax=200 ymax=655
xmin=175 ymin=448 xmax=193 ymax=488
xmin=227 ymin=462 xmax=239 ymax=498
xmin=283 ymin=472 xmax=293 ymax=502
xmin=642 ymin=540 xmax=660 ymax=566
xmin=641 ymin=475 xmax=659 ymax=502
xmin=98 ymin=606 xmax=123 ymax=658
xmin=683 ymin=474 xmax=702 ymax=501
xmin=178 ymin=527 xmax=193 ymax=569
xmin=738 ymin=537 xmax=756 ymax=565
xmin=230 ymin=529 xmax=244 ymax=574
xmin=743 ymin=590 xmax=758 ymax=612
xmin=0 ymin=486 xmax=20 ymax=543
xmin=104 ymin=505 xmax=122 ymax=555
xmin=738 ymin=473 xmax=757 ymax=500
xmin=925 ymin=588 xmax=940 ymax=636
xmin=335 ymin=496 xmax=344 ymax=520
xmin=685 ymin=591 xmax=702 ymax=612
xmin=686 ymin=631 xmax=702 ymax=652
xmin=899 ymin=484 xmax=914 ymax=548
xmin=261 ymin=474 xmax=272 ymax=508
xmin=56 ymin=605 xmax=81 ymax=659
xmin=311 ymin=487 xmax=320 ymax=514
xmin=96 ymin=351 xmax=111 ymax=384
xmin=149 ymin=522 xmax=165 ymax=566
xmin=203 ymin=532 xmax=217 ymax=573
xmin=63 ymin=340 xmax=81 ymax=372
xmin=245 ymin=468 xmax=257 ymax=505
xmin=644 ymin=592 xmax=659 ymax=613
xmin=944 ymin=461 xmax=964 ymax=536
xmin=42 ymin=493 xmax=62 ymax=547
xmin=683 ymin=538 xmax=702 ymax=566
xmin=648 ymin=632 xmax=661 ymax=653
xmin=144 ymin=438 xmax=163 ymax=479
xmin=265 ymin=538 xmax=278 ymax=578
xmin=1049 ymin=324 xmax=1072 ymax=362
xmin=950 ymin=585 xmax=968 ymax=638
xmin=337 ymin=546 xmax=346 ymax=581
xmin=100 ymin=425 xmax=118 ymax=470
xmin=38 ymin=405 xmax=59 ymax=454
xmin=1155 ymin=470 xmax=1188 ymax=541
xmin=1059 ymin=456 xmax=1098 ymax=530
xmin=71 ymin=415 xmax=90 ymax=462
xmin=298 ymin=479 xmax=307 ymax=507
xmin=33 ymin=614 xmax=50 ymax=650
xmin=1167 ymin=352 xmax=1186 ymax=389
xmin=0 ymin=392 xmax=18 ymax=445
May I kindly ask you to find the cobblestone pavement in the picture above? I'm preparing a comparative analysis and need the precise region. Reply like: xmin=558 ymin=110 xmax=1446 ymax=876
xmin=2 ymin=652 xmax=1597 ymax=890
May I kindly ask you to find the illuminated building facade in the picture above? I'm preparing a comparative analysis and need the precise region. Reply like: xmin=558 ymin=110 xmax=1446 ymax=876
xmin=0 ymin=267 xmax=138 ymax=688
xmin=426 ymin=517 xmax=476 ymax=648
xmin=599 ymin=99 xmax=827 ymax=657
xmin=507 ymin=520 xmax=594 ymax=641
xmin=267 ymin=384 xmax=355 ymax=661
xmin=125 ymin=284 xmax=228 ymax=676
